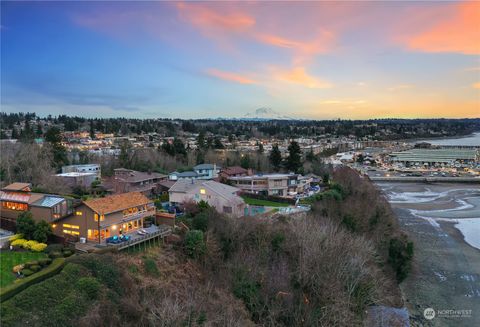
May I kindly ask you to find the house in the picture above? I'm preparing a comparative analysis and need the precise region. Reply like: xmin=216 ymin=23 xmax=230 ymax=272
xmin=228 ymin=173 xmax=310 ymax=197
xmin=193 ymin=164 xmax=221 ymax=179
xmin=55 ymin=172 xmax=98 ymax=189
xmin=169 ymin=164 xmax=221 ymax=181
xmin=62 ymin=164 xmax=101 ymax=179
xmin=0 ymin=183 xmax=74 ymax=223
xmin=112 ymin=168 xmax=167 ymax=197
xmin=169 ymin=179 xmax=245 ymax=217
xmin=219 ymin=166 xmax=250 ymax=180
xmin=168 ymin=171 xmax=206 ymax=181
xmin=55 ymin=192 xmax=155 ymax=243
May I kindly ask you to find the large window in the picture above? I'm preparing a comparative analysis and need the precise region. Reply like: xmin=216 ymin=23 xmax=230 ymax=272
xmin=2 ymin=201 xmax=27 ymax=211
xmin=94 ymin=213 xmax=105 ymax=221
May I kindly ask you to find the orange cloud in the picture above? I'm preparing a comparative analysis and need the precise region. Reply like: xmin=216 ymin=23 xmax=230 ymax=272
xmin=206 ymin=69 xmax=256 ymax=85
xmin=473 ymin=82 xmax=480 ymax=89
xmin=405 ymin=2 xmax=480 ymax=54
xmin=274 ymin=67 xmax=332 ymax=89
xmin=256 ymin=30 xmax=334 ymax=64
xmin=177 ymin=2 xmax=255 ymax=33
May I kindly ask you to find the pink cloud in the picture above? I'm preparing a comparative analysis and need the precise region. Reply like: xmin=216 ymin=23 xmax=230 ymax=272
xmin=206 ymin=68 xmax=257 ymax=85
xmin=403 ymin=2 xmax=480 ymax=55
xmin=273 ymin=66 xmax=332 ymax=89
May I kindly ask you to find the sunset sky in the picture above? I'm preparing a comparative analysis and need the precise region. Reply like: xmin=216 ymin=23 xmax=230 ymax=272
xmin=1 ymin=1 xmax=479 ymax=119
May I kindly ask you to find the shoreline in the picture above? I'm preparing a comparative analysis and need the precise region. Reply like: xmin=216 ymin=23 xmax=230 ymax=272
xmin=403 ymin=131 xmax=480 ymax=145
xmin=377 ymin=182 xmax=480 ymax=326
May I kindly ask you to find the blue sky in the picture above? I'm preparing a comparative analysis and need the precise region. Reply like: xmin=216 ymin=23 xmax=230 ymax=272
xmin=1 ymin=1 xmax=479 ymax=119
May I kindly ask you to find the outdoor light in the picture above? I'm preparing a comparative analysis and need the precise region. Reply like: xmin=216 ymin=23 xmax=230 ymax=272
xmin=112 ymin=225 xmax=117 ymax=230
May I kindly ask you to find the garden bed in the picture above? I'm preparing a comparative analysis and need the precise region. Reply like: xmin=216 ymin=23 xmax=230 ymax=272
xmin=0 ymin=251 xmax=47 ymax=288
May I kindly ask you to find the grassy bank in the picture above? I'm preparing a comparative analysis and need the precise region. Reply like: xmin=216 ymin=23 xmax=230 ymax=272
xmin=241 ymin=195 xmax=290 ymax=207
xmin=0 ymin=251 xmax=47 ymax=288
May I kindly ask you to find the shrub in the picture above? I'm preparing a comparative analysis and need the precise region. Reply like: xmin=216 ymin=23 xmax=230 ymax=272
xmin=22 ymin=269 xmax=34 ymax=277
xmin=192 ymin=211 xmax=209 ymax=232
xmin=31 ymin=243 xmax=48 ymax=252
xmin=232 ymin=269 xmax=263 ymax=321
xmin=38 ymin=258 xmax=52 ymax=266
xmin=76 ymin=277 xmax=101 ymax=299
xmin=143 ymin=258 xmax=159 ymax=276
xmin=33 ymin=220 xmax=52 ymax=243
xmin=11 ymin=239 xmax=27 ymax=247
xmin=0 ymin=258 xmax=66 ymax=303
xmin=23 ymin=240 xmax=39 ymax=250
xmin=49 ymin=251 xmax=63 ymax=259
xmin=30 ymin=265 xmax=41 ymax=272
xmin=388 ymin=236 xmax=414 ymax=282
xmin=8 ymin=234 xmax=23 ymax=242
xmin=25 ymin=261 xmax=39 ymax=269
xmin=62 ymin=250 xmax=73 ymax=257
xmin=184 ymin=230 xmax=206 ymax=258
xmin=271 ymin=232 xmax=285 ymax=252
xmin=45 ymin=243 xmax=64 ymax=254
xmin=16 ymin=212 xmax=36 ymax=240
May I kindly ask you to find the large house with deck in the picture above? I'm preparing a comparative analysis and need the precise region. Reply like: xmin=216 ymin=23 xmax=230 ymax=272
xmin=56 ymin=191 xmax=155 ymax=243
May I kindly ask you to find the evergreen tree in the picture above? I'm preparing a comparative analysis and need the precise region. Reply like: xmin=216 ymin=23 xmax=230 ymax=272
xmin=45 ymin=127 xmax=69 ymax=168
xmin=286 ymin=141 xmax=302 ymax=173
xmin=269 ymin=144 xmax=282 ymax=172
xmin=89 ymin=120 xmax=95 ymax=139
xmin=306 ymin=149 xmax=315 ymax=162
xmin=197 ymin=131 xmax=206 ymax=149
xmin=240 ymin=154 xmax=252 ymax=169
xmin=173 ymin=138 xmax=186 ymax=156
xmin=257 ymin=142 xmax=264 ymax=153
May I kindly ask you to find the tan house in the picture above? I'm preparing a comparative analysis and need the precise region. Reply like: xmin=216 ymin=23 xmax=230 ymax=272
xmin=169 ymin=180 xmax=245 ymax=217
xmin=53 ymin=191 xmax=155 ymax=243
xmin=0 ymin=183 xmax=73 ymax=223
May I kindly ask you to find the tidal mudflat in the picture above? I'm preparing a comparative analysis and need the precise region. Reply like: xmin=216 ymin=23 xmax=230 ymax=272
xmin=378 ymin=183 xmax=480 ymax=327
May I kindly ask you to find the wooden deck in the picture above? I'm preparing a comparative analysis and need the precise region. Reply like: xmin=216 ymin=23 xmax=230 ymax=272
xmin=75 ymin=225 xmax=172 ymax=253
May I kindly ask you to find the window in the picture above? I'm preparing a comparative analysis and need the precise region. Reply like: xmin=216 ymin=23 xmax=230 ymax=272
xmin=200 ymin=188 xmax=206 ymax=195
xmin=223 ymin=206 xmax=232 ymax=213
xmin=76 ymin=211 xmax=83 ymax=216
xmin=63 ymin=229 xmax=80 ymax=236
xmin=94 ymin=213 xmax=105 ymax=221
xmin=2 ymin=201 xmax=27 ymax=211
xmin=63 ymin=224 xmax=79 ymax=229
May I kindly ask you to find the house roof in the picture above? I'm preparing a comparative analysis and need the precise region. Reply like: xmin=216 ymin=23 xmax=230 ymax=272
xmin=0 ymin=191 xmax=51 ymax=204
xmin=221 ymin=166 xmax=247 ymax=176
xmin=83 ymin=192 xmax=152 ymax=214
xmin=169 ymin=180 xmax=244 ymax=205
xmin=2 ymin=183 xmax=32 ymax=192
xmin=31 ymin=196 xmax=65 ymax=208
xmin=115 ymin=169 xmax=166 ymax=183
xmin=170 ymin=171 xmax=207 ymax=178
xmin=194 ymin=163 xmax=221 ymax=170
xmin=158 ymin=180 xmax=176 ymax=189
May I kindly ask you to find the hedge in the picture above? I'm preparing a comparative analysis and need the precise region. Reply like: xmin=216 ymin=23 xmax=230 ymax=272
xmin=8 ymin=234 xmax=23 ymax=242
xmin=0 ymin=258 xmax=66 ymax=303
xmin=240 ymin=192 xmax=296 ymax=205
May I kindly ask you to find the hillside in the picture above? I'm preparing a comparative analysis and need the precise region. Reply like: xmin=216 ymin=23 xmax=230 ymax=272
xmin=1 ymin=168 xmax=412 ymax=326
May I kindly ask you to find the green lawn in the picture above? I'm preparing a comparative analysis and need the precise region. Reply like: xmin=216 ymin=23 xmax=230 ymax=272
xmin=0 ymin=251 xmax=47 ymax=288
xmin=241 ymin=196 xmax=290 ymax=207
